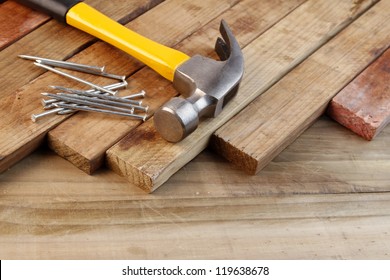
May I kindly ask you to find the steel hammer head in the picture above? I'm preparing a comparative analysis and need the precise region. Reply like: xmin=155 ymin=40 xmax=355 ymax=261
xmin=154 ymin=20 xmax=244 ymax=142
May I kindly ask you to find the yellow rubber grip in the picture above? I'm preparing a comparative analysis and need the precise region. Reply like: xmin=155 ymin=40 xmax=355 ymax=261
xmin=66 ymin=3 xmax=190 ymax=81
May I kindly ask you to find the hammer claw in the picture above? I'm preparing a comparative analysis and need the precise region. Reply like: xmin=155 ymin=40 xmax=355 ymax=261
xmin=215 ymin=37 xmax=230 ymax=61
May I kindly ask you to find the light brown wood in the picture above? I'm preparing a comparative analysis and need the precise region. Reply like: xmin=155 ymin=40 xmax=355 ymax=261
xmin=1 ymin=0 xmax=390 ymax=261
xmin=0 ymin=0 xmax=163 ymax=173
xmin=327 ymin=47 xmax=390 ymax=140
xmin=106 ymin=0 xmax=378 ymax=192
xmin=1 ymin=116 xmax=389 ymax=259
xmin=210 ymin=0 xmax=390 ymax=175
xmin=0 ymin=0 xmax=49 ymax=51
xmin=47 ymin=0 xmax=254 ymax=174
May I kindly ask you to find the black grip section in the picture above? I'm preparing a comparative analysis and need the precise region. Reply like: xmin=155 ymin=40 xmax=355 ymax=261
xmin=15 ymin=0 xmax=82 ymax=22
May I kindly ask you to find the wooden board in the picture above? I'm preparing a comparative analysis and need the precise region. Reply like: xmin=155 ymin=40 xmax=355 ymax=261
xmin=327 ymin=47 xmax=390 ymax=140
xmin=0 ymin=0 xmax=49 ymax=50
xmin=47 ymin=0 xmax=255 ymax=174
xmin=0 ymin=0 xmax=163 ymax=173
xmin=106 ymin=0 xmax=378 ymax=192
xmin=210 ymin=0 xmax=390 ymax=175
xmin=1 ymin=116 xmax=390 ymax=259
xmin=1 ymin=0 xmax=390 ymax=261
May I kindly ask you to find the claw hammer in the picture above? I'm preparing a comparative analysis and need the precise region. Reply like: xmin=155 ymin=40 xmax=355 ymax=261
xmin=17 ymin=0 xmax=244 ymax=142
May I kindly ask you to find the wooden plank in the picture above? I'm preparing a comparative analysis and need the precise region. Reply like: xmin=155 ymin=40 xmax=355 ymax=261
xmin=1 ymin=116 xmax=389 ymax=259
xmin=0 ymin=0 xmax=163 ymax=173
xmin=327 ymin=47 xmax=390 ymax=140
xmin=1 ymin=169 xmax=390 ymax=259
xmin=106 ymin=0 xmax=378 ymax=192
xmin=210 ymin=0 xmax=390 ymax=175
xmin=2 ymin=117 xmax=390 ymax=196
xmin=0 ymin=1 xmax=49 ymax=51
xmin=47 ymin=0 xmax=304 ymax=174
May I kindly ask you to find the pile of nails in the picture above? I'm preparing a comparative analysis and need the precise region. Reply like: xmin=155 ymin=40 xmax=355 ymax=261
xmin=19 ymin=55 xmax=148 ymax=122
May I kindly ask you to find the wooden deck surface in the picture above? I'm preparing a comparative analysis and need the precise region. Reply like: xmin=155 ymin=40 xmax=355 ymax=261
xmin=0 ymin=0 xmax=389 ymax=259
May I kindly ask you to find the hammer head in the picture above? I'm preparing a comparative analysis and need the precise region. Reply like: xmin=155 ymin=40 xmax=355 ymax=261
xmin=154 ymin=20 xmax=244 ymax=142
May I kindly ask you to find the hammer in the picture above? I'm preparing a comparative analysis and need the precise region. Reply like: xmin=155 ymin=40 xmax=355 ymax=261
xmin=16 ymin=0 xmax=244 ymax=142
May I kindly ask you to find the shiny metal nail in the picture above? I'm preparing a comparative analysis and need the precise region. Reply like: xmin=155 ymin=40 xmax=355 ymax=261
xmin=42 ymin=93 xmax=135 ymax=114
xmin=55 ymin=93 xmax=140 ymax=110
xmin=20 ymin=55 xmax=125 ymax=80
xmin=54 ymin=103 xmax=147 ymax=121
xmin=56 ymin=109 xmax=75 ymax=115
xmin=35 ymin=62 xmax=117 ymax=95
xmin=59 ymin=90 xmax=142 ymax=106
xmin=122 ymin=90 xmax=146 ymax=99
xmin=41 ymin=98 xmax=57 ymax=106
xmin=19 ymin=55 xmax=105 ymax=73
xmin=31 ymin=107 xmax=64 ymax=122
xmin=98 ymin=72 xmax=126 ymax=81
xmin=45 ymin=82 xmax=130 ymax=114
xmin=50 ymin=81 xmax=128 ymax=94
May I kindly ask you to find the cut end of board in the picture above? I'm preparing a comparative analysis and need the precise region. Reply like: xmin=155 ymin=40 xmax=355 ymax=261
xmin=327 ymin=48 xmax=390 ymax=141
xmin=106 ymin=148 xmax=156 ymax=193
xmin=210 ymin=134 xmax=260 ymax=175
xmin=48 ymin=133 xmax=101 ymax=175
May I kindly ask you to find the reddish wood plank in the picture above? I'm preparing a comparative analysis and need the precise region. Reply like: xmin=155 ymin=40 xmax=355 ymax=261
xmin=0 ymin=1 xmax=49 ymax=50
xmin=327 ymin=48 xmax=390 ymax=140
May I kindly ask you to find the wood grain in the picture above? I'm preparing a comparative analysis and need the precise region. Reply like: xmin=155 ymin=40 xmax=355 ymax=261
xmin=1 ymin=117 xmax=389 ymax=259
xmin=47 ymin=0 xmax=252 ymax=174
xmin=1 ymin=0 xmax=390 ymax=261
xmin=0 ymin=0 xmax=49 ymax=51
xmin=210 ymin=0 xmax=390 ymax=175
xmin=327 ymin=47 xmax=390 ymax=140
xmin=0 ymin=0 xmax=163 ymax=173
xmin=106 ymin=0 xmax=378 ymax=192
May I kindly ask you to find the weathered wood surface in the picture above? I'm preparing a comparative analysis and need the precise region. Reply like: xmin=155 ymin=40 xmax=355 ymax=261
xmin=1 ymin=116 xmax=389 ymax=259
xmin=106 ymin=0 xmax=379 ymax=192
xmin=47 ymin=0 xmax=254 ymax=174
xmin=1 ymin=0 xmax=390 ymax=260
xmin=0 ymin=0 xmax=163 ymax=173
xmin=210 ymin=0 xmax=389 ymax=175
xmin=327 ymin=47 xmax=390 ymax=140
xmin=0 ymin=1 xmax=49 ymax=50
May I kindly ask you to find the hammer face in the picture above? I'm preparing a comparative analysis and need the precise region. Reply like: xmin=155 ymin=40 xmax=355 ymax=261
xmin=154 ymin=20 xmax=244 ymax=142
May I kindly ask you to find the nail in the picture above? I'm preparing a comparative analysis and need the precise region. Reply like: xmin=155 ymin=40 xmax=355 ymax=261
xmin=56 ymin=109 xmax=75 ymax=115
xmin=31 ymin=108 xmax=64 ymax=122
xmin=19 ymin=55 xmax=105 ymax=73
xmin=55 ymin=93 xmax=141 ymax=111
xmin=54 ymin=103 xmax=147 ymax=121
xmin=50 ymin=81 xmax=127 ymax=96
xmin=35 ymin=62 xmax=117 ymax=95
xmin=41 ymin=98 xmax=57 ymax=106
xmin=59 ymin=90 xmax=142 ymax=106
xmin=46 ymin=82 xmax=130 ymax=114
xmin=43 ymin=103 xmax=57 ymax=109
xmin=20 ymin=55 xmax=126 ymax=81
xmin=42 ymin=93 xmax=135 ymax=114
xmin=122 ymin=90 xmax=146 ymax=99
xmin=98 ymin=72 xmax=126 ymax=81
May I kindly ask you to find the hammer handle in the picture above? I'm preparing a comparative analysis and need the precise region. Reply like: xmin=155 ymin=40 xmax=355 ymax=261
xmin=15 ymin=0 xmax=81 ymax=22
xmin=16 ymin=0 xmax=190 ymax=81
